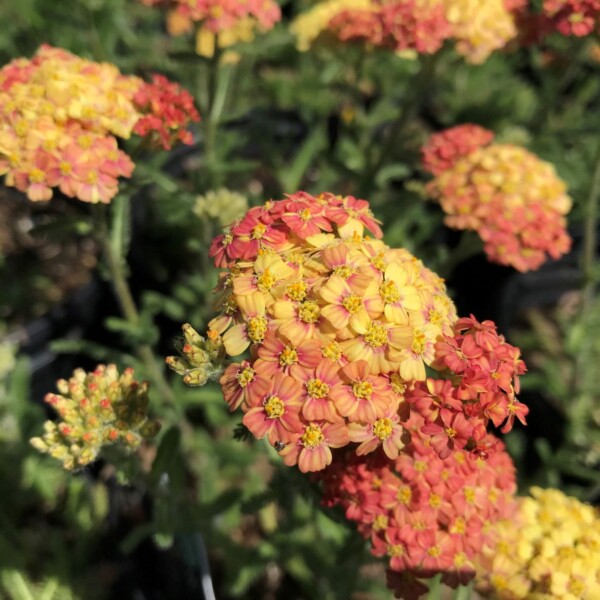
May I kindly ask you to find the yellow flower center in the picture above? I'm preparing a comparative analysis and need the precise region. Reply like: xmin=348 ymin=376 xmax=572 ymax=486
xmin=237 ymin=367 xmax=255 ymax=387
xmin=445 ymin=427 xmax=457 ymax=438
xmin=29 ymin=168 xmax=45 ymax=183
xmin=306 ymin=378 xmax=330 ymax=398
xmin=256 ymin=268 xmax=275 ymax=292
xmin=453 ymin=552 xmax=467 ymax=568
xmin=363 ymin=322 xmax=387 ymax=348
xmin=411 ymin=329 xmax=427 ymax=355
xmin=427 ymin=546 xmax=441 ymax=558
xmin=15 ymin=119 xmax=30 ymax=137
xmin=251 ymin=223 xmax=267 ymax=239
xmin=86 ymin=170 xmax=99 ymax=184
xmin=373 ymin=418 xmax=393 ymax=440
xmin=279 ymin=347 xmax=298 ymax=367
xmin=390 ymin=373 xmax=406 ymax=395
xmin=333 ymin=265 xmax=353 ymax=279
xmin=287 ymin=281 xmax=307 ymax=301
xmin=223 ymin=233 xmax=233 ymax=247
xmin=322 ymin=341 xmax=342 ymax=361
xmin=301 ymin=423 xmax=324 ymax=448
xmin=342 ymin=294 xmax=362 ymax=314
xmin=429 ymin=493 xmax=442 ymax=508
xmin=428 ymin=309 xmax=443 ymax=325
xmin=414 ymin=460 xmax=427 ymax=472
xmin=464 ymin=487 xmax=476 ymax=504
xmin=352 ymin=380 xmax=373 ymax=400
xmin=298 ymin=300 xmax=320 ymax=324
xmin=264 ymin=395 xmax=285 ymax=419
xmin=388 ymin=544 xmax=405 ymax=558
xmin=300 ymin=208 xmax=311 ymax=221
xmin=451 ymin=517 xmax=466 ymax=535
xmin=380 ymin=280 xmax=400 ymax=304
xmin=397 ymin=486 xmax=412 ymax=504
xmin=247 ymin=316 xmax=268 ymax=343
xmin=371 ymin=252 xmax=386 ymax=271
xmin=373 ymin=514 xmax=388 ymax=531
xmin=78 ymin=134 xmax=94 ymax=149
xmin=59 ymin=161 xmax=72 ymax=175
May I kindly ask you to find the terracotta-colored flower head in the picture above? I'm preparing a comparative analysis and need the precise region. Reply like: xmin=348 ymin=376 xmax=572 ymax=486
xmin=30 ymin=364 xmax=160 ymax=470
xmin=329 ymin=1 xmax=452 ymax=55
xmin=0 ymin=45 xmax=199 ymax=203
xmin=475 ymin=486 xmax=600 ymax=599
xmin=168 ymin=193 xmax=527 ymax=473
xmin=423 ymin=124 xmax=572 ymax=272
xmin=318 ymin=433 xmax=517 ymax=598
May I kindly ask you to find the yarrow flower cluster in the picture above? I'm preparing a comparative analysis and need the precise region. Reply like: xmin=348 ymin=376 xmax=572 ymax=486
xmin=291 ymin=0 xmax=524 ymax=63
xmin=476 ymin=487 xmax=600 ymax=599
xmin=423 ymin=124 xmax=572 ymax=272
xmin=0 ymin=45 xmax=199 ymax=203
xmin=328 ymin=1 xmax=451 ymax=55
xmin=30 ymin=364 xmax=160 ymax=470
xmin=543 ymin=0 xmax=600 ymax=36
xmin=169 ymin=193 xmax=528 ymax=475
xmin=139 ymin=0 xmax=281 ymax=41
xmin=319 ymin=435 xmax=517 ymax=599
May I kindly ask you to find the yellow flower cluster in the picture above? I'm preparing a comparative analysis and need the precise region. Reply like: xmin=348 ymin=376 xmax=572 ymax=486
xmin=476 ymin=487 xmax=600 ymax=600
xmin=444 ymin=0 xmax=521 ymax=64
xmin=290 ymin=0 xmax=373 ymax=51
xmin=30 ymin=364 xmax=160 ymax=470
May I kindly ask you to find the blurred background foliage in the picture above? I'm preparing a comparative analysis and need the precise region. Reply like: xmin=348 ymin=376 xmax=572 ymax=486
xmin=1 ymin=0 xmax=600 ymax=598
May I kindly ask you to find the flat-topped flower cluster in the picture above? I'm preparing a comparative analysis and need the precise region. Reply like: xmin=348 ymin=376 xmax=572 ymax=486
xmin=139 ymin=0 xmax=281 ymax=36
xmin=30 ymin=365 xmax=160 ymax=470
xmin=292 ymin=0 xmax=525 ymax=64
xmin=169 ymin=192 xmax=528 ymax=474
xmin=0 ymin=45 xmax=199 ymax=203
xmin=423 ymin=124 xmax=572 ymax=272
xmin=319 ymin=435 xmax=517 ymax=599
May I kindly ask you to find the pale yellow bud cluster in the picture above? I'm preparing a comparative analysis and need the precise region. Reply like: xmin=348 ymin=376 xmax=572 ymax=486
xmin=194 ymin=188 xmax=249 ymax=227
xmin=166 ymin=323 xmax=226 ymax=386
xmin=30 ymin=364 xmax=160 ymax=470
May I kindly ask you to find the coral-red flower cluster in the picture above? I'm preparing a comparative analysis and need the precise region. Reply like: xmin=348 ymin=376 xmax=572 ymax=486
xmin=132 ymin=74 xmax=199 ymax=150
xmin=543 ymin=0 xmax=600 ymax=36
xmin=319 ymin=435 xmax=517 ymax=599
xmin=0 ymin=45 xmax=199 ymax=203
xmin=413 ymin=315 xmax=528 ymax=459
xmin=423 ymin=124 xmax=572 ymax=272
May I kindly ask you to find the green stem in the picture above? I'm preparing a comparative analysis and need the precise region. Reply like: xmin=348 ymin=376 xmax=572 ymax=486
xmin=95 ymin=203 xmax=176 ymax=408
xmin=360 ymin=54 xmax=438 ymax=195
xmin=203 ymin=43 xmax=223 ymax=186
xmin=427 ymin=574 xmax=443 ymax=600
xmin=453 ymin=582 xmax=473 ymax=600
xmin=581 ymin=139 xmax=600 ymax=312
